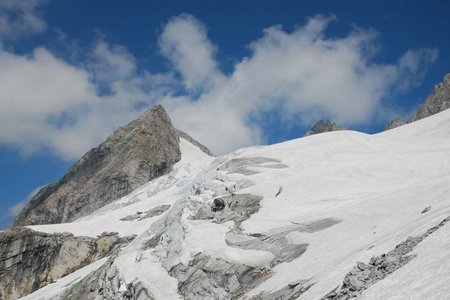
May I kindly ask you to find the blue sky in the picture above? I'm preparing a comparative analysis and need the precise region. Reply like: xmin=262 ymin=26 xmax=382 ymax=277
xmin=0 ymin=0 xmax=449 ymax=228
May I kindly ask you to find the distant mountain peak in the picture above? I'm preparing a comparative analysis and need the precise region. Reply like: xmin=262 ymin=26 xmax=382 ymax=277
xmin=304 ymin=119 xmax=346 ymax=136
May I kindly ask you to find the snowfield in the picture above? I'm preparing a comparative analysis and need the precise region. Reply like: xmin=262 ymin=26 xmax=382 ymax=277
xmin=25 ymin=109 xmax=450 ymax=299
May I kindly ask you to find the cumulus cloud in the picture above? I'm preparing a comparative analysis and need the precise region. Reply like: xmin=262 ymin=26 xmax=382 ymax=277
xmin=396 ymin=48 xmax=439 ymax=91
xmin=0 ymin=41 xmax=174 ymax=159
xmin=159 ymin=14 xmax=437 ymax=154
xmin=159 ymin=14 xmax=221 ymax=91
xmin=0 ymin=13 xmax=439 ymax=158
xmin=0 ymin=0 xmax=48 ymax=40
xmin=0 ymin=48 xmax=96 ymax=156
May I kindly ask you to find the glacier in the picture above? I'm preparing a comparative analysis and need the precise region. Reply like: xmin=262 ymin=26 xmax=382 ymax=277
xmin=18 ymin=107 xmax=450 ymax=299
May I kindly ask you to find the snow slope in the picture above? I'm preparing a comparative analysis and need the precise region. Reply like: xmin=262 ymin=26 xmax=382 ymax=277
xmin=24 ymin=110 xmax=450 ymax=299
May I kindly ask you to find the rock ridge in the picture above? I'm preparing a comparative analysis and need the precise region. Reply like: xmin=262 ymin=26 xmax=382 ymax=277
xmin=386 ymin=73 xmax=450 ymax=130
xmin=304 ymin=119 xmax=346 ymax=136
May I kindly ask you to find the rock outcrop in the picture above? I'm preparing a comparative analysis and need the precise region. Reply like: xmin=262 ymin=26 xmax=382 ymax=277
xmin=323 ymin=215 xmax=450 ymax=299
xmin=13 ymin=105 xmax=207 ymax=226
xmin=410 ymin=73 xmax=450 ymax=122
xmin=385 ymin=73 xmax=450 ymax=130
xmin=384 ymin=118 xmax=407 ymax=131
xmin=304 ymin=120 xmax=346 ymax=136
xmin=0 ymin=227 xmax=134 ymax=300
xmin=176 ymin=129 xmax=214 ymax=156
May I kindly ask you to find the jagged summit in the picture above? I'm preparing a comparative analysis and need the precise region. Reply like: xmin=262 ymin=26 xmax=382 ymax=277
xmin=386 ymin=73 xmax=450 ymax=130
xmin=14 ymin=105 xmax=212 ymax=226
xmin=412 ymin=73 xmax=450 ymax=121
xmin=304 ymin=119 xmax=346 ymax=136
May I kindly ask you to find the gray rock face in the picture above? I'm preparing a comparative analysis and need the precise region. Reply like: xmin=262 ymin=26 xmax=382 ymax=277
xmin=385 ymin=73 xmax=450 ymax=130
xmin=176 ymin=129 xmax=214 ymax=156
xmin=14 ymin=105 xmax=185 ymax=226
xmin=384 ymin=118 xmax=407 ymax=130
xmin=304 ymin=120 xmax=346 ymax=136
xmin=0 ymin=227 xmax=134 ymax=300
xmin=411 ymin=73 xmax=450 ymax=122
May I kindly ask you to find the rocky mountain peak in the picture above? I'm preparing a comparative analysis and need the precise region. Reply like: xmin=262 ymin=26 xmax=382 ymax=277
xmin=304 ymin=119 xmax=346 ymax=136
xmin=386 ymin=72 xmax=450 ymax=130
xmin=411 ymin=72 xmax=450 ymax=122
xmin=13 ymin=105 xmax=210 ymax=226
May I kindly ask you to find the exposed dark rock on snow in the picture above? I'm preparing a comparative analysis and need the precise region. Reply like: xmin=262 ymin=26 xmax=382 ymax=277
xmin=0 ymin=227 xmax=134 ymax=300
xmin=421 ymin=206 xmax=431 ymax=214
xmin=275 ymin=185 xmax=283 ymax=197
xmin=120 ymin=205 xmax=171 ymax=222
xmin=304 ymin=120 xmax=346 ymax=136
xmin=195 ymin=193 xmax=263 ymax=229
xmin=212 ymin=198 xmax=226 ymax=212
xmin=322 ymin=215 xmax=450 ymax=299
xmin=14 ymin=105 xmax=211 ymax=226
xmin=252 ymin=279 xmax=313 ymax=300
xmin=386 ymin=73 xmax=450 ymax=130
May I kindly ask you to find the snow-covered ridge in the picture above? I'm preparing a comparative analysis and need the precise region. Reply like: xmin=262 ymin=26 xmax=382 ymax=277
xmin=25 ymin=109 xmax=450 ymax=299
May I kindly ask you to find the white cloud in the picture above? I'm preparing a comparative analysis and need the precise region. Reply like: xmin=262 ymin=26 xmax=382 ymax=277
xmin=0 ymin=13 xmax=439 ymax=158
xmin=0 ymin=41 xmax=174 ymax=159
xmin=396 ymin=48 xmax=439 ymax=91
xmin=0 ymin=48 xmax=96 ymax=156
xmin=159 ymin=14 xmax=221 ymax=91
xmin=159 ymin=15 xmax=437 ymax=154
xmin=0 ymin=0 xmax=48 ymax=40
xmin=89 ymin=40 xmax=136 ymax=82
